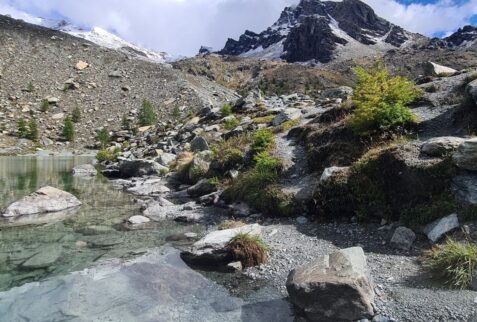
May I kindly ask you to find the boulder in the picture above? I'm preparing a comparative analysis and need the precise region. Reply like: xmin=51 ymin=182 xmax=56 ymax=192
xmin=190 ymin=136 xmax=209 ymax=152
xmin=127 ymin=215 xmax=150 ymax=225
xmin=466 ymin=79 xmax=477 ymax=104
xmin=452 ymin=174 xmax=477 ymax=204
xmin=423 ymin=62 xmax=457 ymax=77
xmin=75 ymin=61 xmax=89 ymax=70
xmin=188 ymin=156 xmax=210 ymax=183
xmin=157 ymin=153 xmax=176 ymax=167
xmin=72 ymin=164 xmax=97 ymax=176
xmin=286 ymin=247 xmax=374 ymax=322
xmin=390 ymin=227 xmax=416 ymax=251
xmin=453 ymin=138 xmax=477 ymax=171
xmin=187 ymin=179 xmax=217 ymax=197
xmin=272 ymin=108 xmax=302 ymax=126
xmin=2 ymin=186 xmax=81 ymax=218
xmin=421 ymin=137 xmax=465 ymax=157
xmin=118 ymin=159 xmax=168 ymax=178
xmin=319 ymin=166 xmax=350 ymax=184
xmin=320 ymin=86 xmax=353 ymax=101
xmin=181 ymin=224 xmax=262 ymax=268
xmin=126 ymin=178 xmax=170 ymax=196
xmin=20 ymin=246 xmax=62 ymax=270
xmin=424 ymin=214 xmax=460 ymax=243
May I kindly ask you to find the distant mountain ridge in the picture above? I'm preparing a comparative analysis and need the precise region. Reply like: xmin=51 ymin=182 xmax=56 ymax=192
xmin=219 ymin=0 xmax=425 ymax=63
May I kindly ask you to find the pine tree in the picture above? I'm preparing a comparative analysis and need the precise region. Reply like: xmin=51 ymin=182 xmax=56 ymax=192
xmin=17 ymin=119 xmax=28 ymax=138
xmin=72 ymin=107 xmax=81 ymax=123
xmin=138 ymin=100 xmax=157 ymax=126
xmin=96 ymin=128 xmax=111 ymax=149
xmin=61 ymin=117 xmax=75 ymax=142
xmin=27 ymin=119 xmax=38 ymax=141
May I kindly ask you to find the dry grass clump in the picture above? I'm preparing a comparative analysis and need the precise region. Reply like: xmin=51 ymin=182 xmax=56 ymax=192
xmin=219 ymin=220 xmax=246 ymax=230
xmin=424 ymin=238 xmax=477 ymax=289
xmin=227 ymin=233 xmax=268 ymax=268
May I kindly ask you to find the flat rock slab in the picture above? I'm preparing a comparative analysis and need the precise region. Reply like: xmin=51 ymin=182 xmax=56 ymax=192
xmin=21 ymin=246 xmax=62 ymax=270
xmin=2 ymin=186 xmax=81 ymax=218
xmin=424 ymin=214 xmax=460 ymax=243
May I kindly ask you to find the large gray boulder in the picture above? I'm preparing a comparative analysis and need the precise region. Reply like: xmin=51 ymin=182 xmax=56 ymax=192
xmin=190 ymin=136 xmax=209 ymax=152
xmin=286 ymin=247 xmax=374 ymax=322
xmin=390 ymin=227 xmax=416 ymax=251
xmin=421 ymin=137 xmax=465 ymax=157
xmin=157 ymin=153 xmax=176 ymax=167
xmin=423 ymin=62 xmax=457 ymax=77
xmin=424 ymin=214 xmax=460 ymax=243
xmin=2 ymin=186 xmax=81 ymax=218
xmin=118 ymin=159 xmax=168 ymax=178
xmin=453 ymin=138 xmax=477 ymax=171
xmin=272 ymin=108 xmax=302 ymax=126
xmin=181 ymin=224 xmax=262 ymax=268
xmin=187 ymin=179 xmax=217 ymax=197
xmin=320 ymin=86 xmax=353 ymax=101
xmin=452 ymin=175 xmax=477 ymax=204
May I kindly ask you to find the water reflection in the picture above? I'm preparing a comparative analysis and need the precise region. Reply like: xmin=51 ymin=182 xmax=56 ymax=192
xmin=0 ymin=156 xmax=202 ymax=292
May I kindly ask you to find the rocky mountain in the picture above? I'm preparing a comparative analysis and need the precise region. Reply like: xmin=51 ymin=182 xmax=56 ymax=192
xmin=443 ymin=25 xmax=477 ymax=48
xmin=5 ymin=13 xmax=171 ymax=64
xmin=219 ymin=0 xmax=425 ymax=63
xmin=0 ymin=14 xmax=236 ymax=152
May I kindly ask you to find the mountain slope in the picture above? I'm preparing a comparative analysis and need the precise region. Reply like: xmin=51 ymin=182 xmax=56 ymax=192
xmin=219 ymin=0 xmax=425 ymax=63
xmin=0 ymin=15 xmax=236 ymax=151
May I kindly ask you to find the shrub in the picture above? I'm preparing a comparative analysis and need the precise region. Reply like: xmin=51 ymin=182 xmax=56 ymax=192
xmin=208 ymin=176 xmax=220 ymax=187
xmin=61 ymin=117 xmax=75 ymax=142
xmin=220 ymin=103 xmax=233 ymax=116
xmin=27 ymin=81 xmax=34 ymax=93
xmin=223 ymin=117 xmax=239 ymax=130
xmin=138 ymin=100 xmax=157 ymax=126
xmin=252 ymin=128 xmax=274 ymax=153
xmin=254 ymin=151 xmax=281 ymax=174
xmin=17 ymin=119 xmax=28 ymax=138
xmin=26 ymin=120 xmax=38 ymax=141
xmin=219 ymin=220 xmax=246 ymax=230
xmin=72 ymin=107 xmax=81 ymax=123
xmin=424 ymin=238 xmax=477 ymax=289
xmin=210 ymin=133 xmax=252 ymax=172
xmin=96 ymin=148 xmax=119 ymax=162
xmin=40 ymin=99 xmax=49 ymax=113
xmin=172 ymin=105 xmax=181 ymax=118
xmin=348 ymin=62 xmax=420 ymax=136
xmin=226 ymin=233 xmax=268 ymax=267
xmin=96 ymin=128 xmax=111 ymax=149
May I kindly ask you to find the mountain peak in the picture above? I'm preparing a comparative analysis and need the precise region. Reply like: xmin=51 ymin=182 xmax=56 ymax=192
xmin=219 ymin=0 xmax=423 ymax=63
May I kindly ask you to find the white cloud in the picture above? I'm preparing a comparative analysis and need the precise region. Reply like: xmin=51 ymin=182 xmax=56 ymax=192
xmin=0 ymin=0 xmax=476 ymax=56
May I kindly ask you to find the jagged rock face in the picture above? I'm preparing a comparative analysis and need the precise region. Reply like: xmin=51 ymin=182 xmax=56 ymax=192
xmin=445 ymin=25 xmax=477 ymax=47
xmin=220 ymin=0 xmax=420 ymax=63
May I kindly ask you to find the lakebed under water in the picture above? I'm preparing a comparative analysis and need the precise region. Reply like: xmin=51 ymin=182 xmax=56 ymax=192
xmin=0 ymin=155 xmax=293 ymax=321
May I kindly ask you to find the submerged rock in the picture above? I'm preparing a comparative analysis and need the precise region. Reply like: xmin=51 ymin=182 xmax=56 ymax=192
xmin=21 ymin=246 xmax=62 ymax=270
xmin=72 ymin=164 xmax=97 ymax=177
xmin=424 ymin=214 xmax=460 ymax=243
xmin=2 ymin=186 xmax=81 ymax=218
xmin=286 ymin=247 xmax=374 ymax=322
xmin=181 ymin=224 xmax=262 ymax=269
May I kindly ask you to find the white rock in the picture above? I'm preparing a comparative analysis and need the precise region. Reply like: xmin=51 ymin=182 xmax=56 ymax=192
xmin=424 ymin=214 xmax=459 ymax=243
xmin=128 ymin=215 xmax=150 ymax=225
xmin=423 ymin=62 xmax=457 ymax=77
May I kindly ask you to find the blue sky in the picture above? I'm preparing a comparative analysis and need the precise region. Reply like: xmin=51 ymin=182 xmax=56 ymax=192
xmin=0 ymin=0 xmax=476 ymax=55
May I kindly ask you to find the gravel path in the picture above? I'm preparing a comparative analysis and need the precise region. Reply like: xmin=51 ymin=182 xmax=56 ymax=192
xmin=241 ymin=219 xmax=477 ymax=322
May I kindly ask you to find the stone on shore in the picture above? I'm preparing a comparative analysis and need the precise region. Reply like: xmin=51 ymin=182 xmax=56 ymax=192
xmin=390 ymin=227 xmax=416 ymax=251
xmin=2 ymin=186 xmax=81 ymax=218
xmin=424 ymin=214 xmax=459 ymax=243
xmin=127 ymin=215 xmax=150 ymax=225
xmin=118 ymin=159 xmax=168 ymax=178
xmin=181 ymin=224 xmax=262 ymax=269
xmin=286 ymin=247 xmax=375 ymax=322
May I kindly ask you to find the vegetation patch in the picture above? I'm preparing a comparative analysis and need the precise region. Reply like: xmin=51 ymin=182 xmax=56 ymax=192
xmin=273 ymin=119 xmax=299 ymax=133
xmin=210 ymin=133 xmax=252 ymax=174
xmin=424 ymin=238 xmax=477 ymax=289
xmin=251 ymin=128 xmax=275 ymax=154
xmin=253 ymin=115 xmax=274 ymax=124
xmin=219 ymin=220 xmax=246 ymax=230
xmin=226 ymin=233 xmax=268 ymax=268
xmin=223 ymin=117 xmax=239 ymax=130
xmin=138 ymin=100 xmax=157 ymax=126
xmin=220 ymin=103 xmax=233 ymax=116
xmin=348 ymin=62 xmax=420 ymax=136
xmin=96 ymin=148 xmax=120 ymax=162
